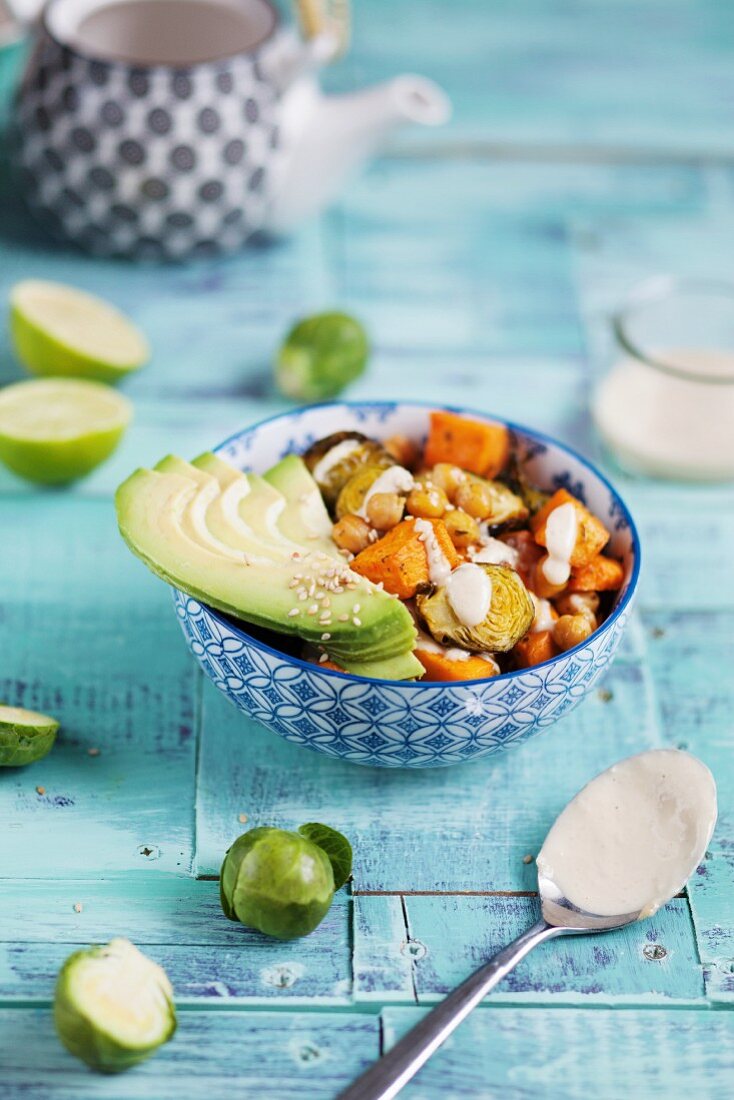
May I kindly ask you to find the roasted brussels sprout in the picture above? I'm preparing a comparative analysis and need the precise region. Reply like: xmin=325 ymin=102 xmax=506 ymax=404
xmin=0 ymin=704 xmax=59 ymax=766
xmin=303 ymin=431 xmax=394 ymax=508
xmin=335 ymin=463 xmax=410 ymax=519
xmin=417 ymin=563 xmax=534 ymax=652
xmin=505 ymin=454 xmax=551 ymax=516
xmin=220 ymin=823 xmax=352 ymax=940
xmin=54 ymin=939 xmax=176 ymax=1073
xmin=275 ymin=312 xmax=369 ymax=401
xmin=471 ymin=474 xmax=528 ymax=528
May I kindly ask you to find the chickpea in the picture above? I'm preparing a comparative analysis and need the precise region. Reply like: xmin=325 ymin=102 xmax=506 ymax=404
xmin=366 ymin=492 xmax=405 ymax=531
xmin=429 ymin=463 xmax=466 ymax=501
xmin=530 ymin=556 xmax=568 ymax=599
xmin=332 ymin=514 xmax=372 ymax=554
xmin=553 ymin=613 xmax=594 ymax=652
xmin=442 ymin=508 xmax=480 ymax=548
xmin=454 ymin=479 xmax=493 ymax=520
xmin=384 ymin=434 xmax=419 ymax=468
xmin=555 ymin=591 xmax=599 ymax=621
xmin=406 ymin=485 xmax=448 ymax=519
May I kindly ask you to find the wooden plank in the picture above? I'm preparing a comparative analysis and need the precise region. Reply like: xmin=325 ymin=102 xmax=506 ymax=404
xmin=354 ymin=895 xmax=703 ymax=1005
xmin=0 ymin=498 xmax=198 ymax=878
xmin=0 ymin=1009 xmax=378 ymax=1099
xmin=382 ymin=1006 xmax=734 ymax=1099
xmin=194 ymin=653 xmax=663 ymax=890
xmin=640 ymin=608 xmax=734 ymax=1000
xmin=0 ymin=879 xmax=351 ymax=1005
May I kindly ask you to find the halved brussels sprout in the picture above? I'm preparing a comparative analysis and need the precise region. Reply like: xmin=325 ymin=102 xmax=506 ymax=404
xmin=0 ymin=704 xmax=59 ymax=766
xmin=417 ymin=563 xmax=534 ymax=653
xmin=336 ymin=464 xmax=391 ymax=519
xmin=303 ymin=432 xmax=394 ymax=508
xmin=54 ymin=939 xmax=176 ymax=1074
xmin=470 ymin=474 xmax=528 ymax=528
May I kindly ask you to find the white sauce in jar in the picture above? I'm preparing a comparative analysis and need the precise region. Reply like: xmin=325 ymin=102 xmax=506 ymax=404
xmin=356 ymin=466 xmax=414 ymax=519
xmin=472 ymin=535 xmax=519 ymax=567
xmin=593 ymin=351 xmax=734 ymax=481
xmin=414 ymin=517 xmax=453 ymax=586
xmin=542 ymin=502 xmax=577 ymax=586
xmin=445 ymin=563 xmax=492 ymax=627
xmin=529 ymin=594 xmax=556 ymax=633
xmin=312 ymin=439 xmax=365 ymax=485
xmin=537 ymin=749 xmax=717 ymax=919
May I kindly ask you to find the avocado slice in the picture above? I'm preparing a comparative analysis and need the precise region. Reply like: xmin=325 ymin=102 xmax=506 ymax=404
xmin=264 ymin=454 xmax=338 ymax=557
xmin=115 ymin=466 xmax=416 ymax=668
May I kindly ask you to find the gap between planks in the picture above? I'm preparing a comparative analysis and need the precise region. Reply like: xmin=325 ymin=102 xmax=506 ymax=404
xmin=193 ymin=880 xmax=687 ymax=899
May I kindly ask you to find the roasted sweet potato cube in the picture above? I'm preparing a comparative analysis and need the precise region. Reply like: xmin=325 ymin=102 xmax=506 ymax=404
xmin=568 ymin=555 xmax=624 ymax=593
xmin=530 ymin=489 xmax=609 ymax=567
xmin=351 ymin=518 xmax=461 ymax=599
xmin=416 ymin=648 xmax=498 ymax=681
xmin=512 ymin=630 xmax=559 ymax=668
xmin=423 ymin=411 xmax=510 ymax=478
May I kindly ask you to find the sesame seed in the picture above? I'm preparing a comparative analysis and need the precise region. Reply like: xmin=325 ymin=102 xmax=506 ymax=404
xmin=73 ymin=903 xmax=83 ymax=914
xmin=338 ymin=613 xmax=349 ymax=622
xmin=298 ymin=592 xmax=308 ymax=601
xmin=352 ymin=617 xmax=362 ymax=626
xmin=319 ymin=653 xmax=330 ymax=663
xmin=323 ymin=597 xmax=331 ymax=608
xmin=88 ymin=747 xmax=100 ymax=757
xmin=321 ymin=633 xmax=331 ymax=641
xmin=238 ymin=813 xmax=248 ymax=824
xmin=353 ymin=603 xmax=361 ymax=613
xmin=522 ymin=854 xmax=534 ymax=865
xmin=35 ymin=786 xmax=45 ymax=795
xmin=308 ymin=604 xmax=318 ymax=615
xmin=288 ymin=608 xmax=299 ymax=618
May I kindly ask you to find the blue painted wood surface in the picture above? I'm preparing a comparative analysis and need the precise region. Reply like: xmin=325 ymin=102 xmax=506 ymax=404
xmin=2 ymin=0 xmax=734 ymax=1095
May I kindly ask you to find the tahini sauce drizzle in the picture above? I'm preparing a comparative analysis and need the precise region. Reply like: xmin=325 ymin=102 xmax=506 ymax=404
xmin=542 ymin=502 xmax=577 ymax=586
xmin=536 ymin=749 xmax=717 ymax=919
xmin=356 ymin=466 xmax=414 ymax=519
xmin=414 ymin=517 xmax=453 ymax=586
xmin=445 ymin=563 xmax=492 ymax=627
xmin=312 ymin=439 xmax=365 ymax=485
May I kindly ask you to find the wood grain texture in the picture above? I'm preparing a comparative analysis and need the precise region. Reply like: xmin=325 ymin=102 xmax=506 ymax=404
xmin=382 ymin=1007 xmax=734 ymax=1099
xmin=0 ymin=1009 xmax=378 ymax=1098
xmin=354 ymin=895 xmax=704 ymax=1004
xmin=0 ymin=879 xmax=352 ymax=1004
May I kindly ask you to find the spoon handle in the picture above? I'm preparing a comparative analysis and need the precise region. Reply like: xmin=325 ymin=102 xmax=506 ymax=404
xmin=338 ymin=919 xmax=558 ymax=1100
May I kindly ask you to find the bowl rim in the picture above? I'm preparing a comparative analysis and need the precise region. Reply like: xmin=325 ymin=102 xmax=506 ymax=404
xmin=185 ymin=400 xmax=641 ymax=689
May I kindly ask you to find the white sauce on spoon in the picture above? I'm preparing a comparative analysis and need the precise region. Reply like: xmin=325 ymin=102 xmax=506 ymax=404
xmin=445 ymin=563 xmax=492 ymax=627
xmin=414 ymin=517 xmax=453 ymax=586
xmin=356 ymin=466 xmax=414 ymax=519
xmin=542 ymin=501 xmax=577 ymax=586
xmin=537 ymin=749 xmax=717 ymax=919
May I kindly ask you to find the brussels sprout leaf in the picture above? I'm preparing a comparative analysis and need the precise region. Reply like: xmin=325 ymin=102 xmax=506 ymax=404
xmin=298 ymin=822 xmax=353 ymax=890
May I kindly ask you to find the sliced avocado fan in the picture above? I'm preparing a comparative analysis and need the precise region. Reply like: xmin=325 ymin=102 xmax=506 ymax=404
xmin=116 ymin=454 xmax=421 ymax=680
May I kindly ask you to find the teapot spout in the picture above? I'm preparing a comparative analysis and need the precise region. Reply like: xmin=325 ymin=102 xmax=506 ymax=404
xmin=266 ymin=75 xmax=451 ymax=235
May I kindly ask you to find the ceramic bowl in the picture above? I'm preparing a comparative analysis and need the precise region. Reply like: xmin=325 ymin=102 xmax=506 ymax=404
xmin=174 ymin=402 xmax=640 ymax=768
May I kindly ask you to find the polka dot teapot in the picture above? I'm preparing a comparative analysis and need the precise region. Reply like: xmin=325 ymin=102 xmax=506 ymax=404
xmin=13 ymin=0 xmax=449 ymax=260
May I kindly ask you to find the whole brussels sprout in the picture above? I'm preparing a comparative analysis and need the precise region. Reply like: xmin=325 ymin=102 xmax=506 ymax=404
xmin=0 ymin=704 xmax=59 ymax=766
xmin=303 ymin=431 xmax=394 ymax=508
xmin=220 ymin=823 xmax=352 ymax=940
xmin=276 ymin=311 xmax=369 ymax=401
xmin=417 ymin=563 xmax=534 ymax=652
xmin=54 ymin=939 xmax=176 ymax=1074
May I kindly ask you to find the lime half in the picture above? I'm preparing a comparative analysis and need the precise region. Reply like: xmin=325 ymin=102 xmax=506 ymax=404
xmin=0 ymin=378 xmax=132 ymax=484
xmin=10 ymin=280 xmax=149 ymax=384
xmin=0 ymin=704 xmax=59 ymax=766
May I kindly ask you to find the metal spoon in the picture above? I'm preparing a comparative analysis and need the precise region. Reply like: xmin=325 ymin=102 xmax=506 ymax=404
xmin=339 ymin=750 xmax=716 ymax=1100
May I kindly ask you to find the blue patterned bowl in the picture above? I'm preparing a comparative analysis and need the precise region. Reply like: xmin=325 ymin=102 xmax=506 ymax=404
xmin=174 ymin=402 xmax=640 ymax=768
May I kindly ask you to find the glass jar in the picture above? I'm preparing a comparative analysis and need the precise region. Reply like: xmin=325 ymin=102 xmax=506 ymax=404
xmin=592 ymin=278 xmax=734 ymax=481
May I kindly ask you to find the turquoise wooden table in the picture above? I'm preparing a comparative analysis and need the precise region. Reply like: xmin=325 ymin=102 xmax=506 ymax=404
xmin=2 ymin=1 xmax=734 ymax=1095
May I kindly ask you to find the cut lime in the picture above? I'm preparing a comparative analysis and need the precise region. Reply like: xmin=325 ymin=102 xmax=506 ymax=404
xmin=0 ymin=704 xmax=59 ymax=766
xmin=0 ymin=378 xmax=132 ymax=484
xmin=10 ymin=280 xmax=149 ymax=384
